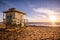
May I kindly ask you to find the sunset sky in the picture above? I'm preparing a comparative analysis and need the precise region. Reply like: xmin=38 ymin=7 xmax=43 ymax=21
xmin=0 ymin=0 xmax=60 ymax=22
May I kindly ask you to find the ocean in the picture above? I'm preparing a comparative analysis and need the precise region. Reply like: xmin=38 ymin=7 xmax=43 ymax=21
xmin=27 ymin=22 xmax=60 ymax=26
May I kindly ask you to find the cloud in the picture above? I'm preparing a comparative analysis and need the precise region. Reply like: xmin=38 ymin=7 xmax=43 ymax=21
xmin=24 ymin=16 xmax=49 ymax=22
xmin=25 ymin=8 xmax=60 ymax=22
xmin=34 ymin=8 xmax=60 ymax=19
xmin=33 ymin=8 xmax=58 ymax=15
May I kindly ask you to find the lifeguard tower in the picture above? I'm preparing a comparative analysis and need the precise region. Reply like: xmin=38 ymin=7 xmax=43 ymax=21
xmin=3 ymin=8 xmax=27 ymax=31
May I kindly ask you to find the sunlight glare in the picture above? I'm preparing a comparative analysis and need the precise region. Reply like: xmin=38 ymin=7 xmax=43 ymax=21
xmin=49 ymin=15 xmax=56 ymax=22
xmin=49 ymin=15 xmax=57 ymax=27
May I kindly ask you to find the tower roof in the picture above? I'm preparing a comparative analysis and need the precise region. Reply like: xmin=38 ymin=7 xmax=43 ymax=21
xmin=3 ymin=8 xmax=25 ymax=15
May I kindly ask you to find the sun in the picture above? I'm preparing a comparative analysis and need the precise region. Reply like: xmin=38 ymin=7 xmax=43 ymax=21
xmin=49 ymin=15 xmax=57 ymax=27
xmin=49 ymin=15 xmax=56 ymax=22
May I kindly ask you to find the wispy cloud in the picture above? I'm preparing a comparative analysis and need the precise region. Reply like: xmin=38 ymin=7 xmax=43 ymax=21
xmin=33 ymin=8 xmax=60 ymax=18
xmin=33 ymin=8 xmax=58 ymax=15
xmin=24 ymin=8 xmax=60 ymax=22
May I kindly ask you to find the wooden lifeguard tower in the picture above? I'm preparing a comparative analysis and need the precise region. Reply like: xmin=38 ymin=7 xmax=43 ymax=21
xmin=3 ymin=8 xmax=27 ymax=31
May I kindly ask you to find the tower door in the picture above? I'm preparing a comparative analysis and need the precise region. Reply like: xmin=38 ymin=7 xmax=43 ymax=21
xmin=6 ymin=16 xmax=12 ymax=25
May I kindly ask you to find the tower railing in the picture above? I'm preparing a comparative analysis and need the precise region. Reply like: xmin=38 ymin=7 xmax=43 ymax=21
xmin=4 ymin=18 xmax=28 ymax=27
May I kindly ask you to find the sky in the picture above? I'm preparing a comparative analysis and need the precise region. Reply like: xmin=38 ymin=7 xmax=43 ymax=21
xmin=0 ymin=0 xmax=60 ymax=22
